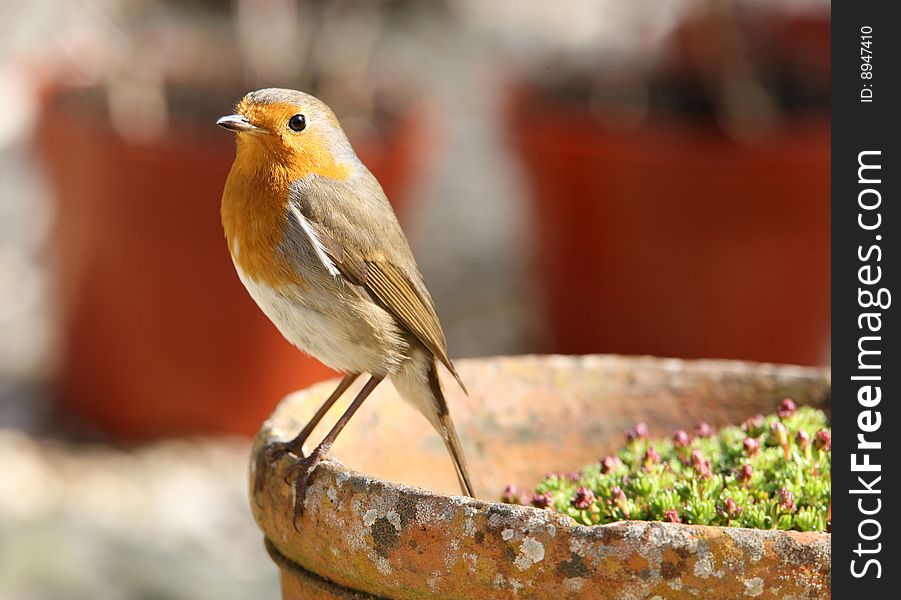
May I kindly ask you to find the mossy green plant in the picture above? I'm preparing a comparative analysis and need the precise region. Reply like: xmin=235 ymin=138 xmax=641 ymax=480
xmin=502 ymin=399 xmax=831 ymax=532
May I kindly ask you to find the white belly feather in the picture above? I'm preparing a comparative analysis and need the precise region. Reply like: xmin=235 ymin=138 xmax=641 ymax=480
xmin=233 ymin=263 xmax=403 ymax=377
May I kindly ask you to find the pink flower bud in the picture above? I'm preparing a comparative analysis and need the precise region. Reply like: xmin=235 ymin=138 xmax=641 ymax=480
xmin=720 ymin=497 xmax=743 ymax=520
xmin=814 ymin=430 xmax=832 ymax=452
xmin=643 ymin=445 xmax=661 ymax=465
xmin=609 ymin=486 xmax=627 ymax=505
xmin=531 ymin=492 xmax=553 ymax=509
xmin=501 ymin=484 xmax=520 ymax=504
xmin=778 ymin=398 xmax=798 ymax=418
xmin=695 ymin=422 xmax=714 ymax=439
xmin=571 ymin=486 xmax=595 ymax=510
xmin=626 ymin=422 xmax=649 ymax=443
xmin=673 ymin=430 xmax=692 ymax=448
xmin=743 ymin=437 xmax=760 ymax=456
xmin=663 ymin=509 xmax=681 ymax=523
xmin=778 ymin=488 xmax=796 ymax=513
xmin=600 ymin=455 xmax=621 ymax=474
xmin=690 ymin=449 xmax=712 ymax=478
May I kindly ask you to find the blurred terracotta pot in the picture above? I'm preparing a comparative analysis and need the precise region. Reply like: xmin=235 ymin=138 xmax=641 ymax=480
xmin=252 ymin=355 xmax=830 ymax=599
xmin=507 ymin=88 xmax=829 ymax=366
xmin=36 ymin=87 xmax=425 ymax=439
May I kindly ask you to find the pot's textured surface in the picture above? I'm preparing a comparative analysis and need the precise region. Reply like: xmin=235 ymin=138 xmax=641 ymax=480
xmin=251 ymin=355 xmax=830 ymax=599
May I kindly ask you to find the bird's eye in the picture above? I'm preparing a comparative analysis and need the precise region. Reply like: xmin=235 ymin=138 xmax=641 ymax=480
xmin=288 ymin=114 xmax=307 ymax=132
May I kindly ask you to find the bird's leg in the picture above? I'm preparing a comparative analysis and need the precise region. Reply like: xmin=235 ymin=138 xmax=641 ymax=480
xmin=278 ymin=373 xmax=360 ymax=456
xmin=285 ymin=375 xmax=383 ymax=523
xmin=253 ymin=373 xmax=359 ymax=497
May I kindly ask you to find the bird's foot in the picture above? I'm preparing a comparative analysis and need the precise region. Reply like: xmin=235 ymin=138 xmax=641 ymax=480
xmin=283 ymin=449 xmax=325 ymax=527
xmin=252 ymin=439 xmax=305 ymax=498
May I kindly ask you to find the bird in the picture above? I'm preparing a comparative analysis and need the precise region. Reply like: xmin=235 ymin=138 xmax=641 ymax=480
xmin=216 ymin=88 xmax=475 ymax=519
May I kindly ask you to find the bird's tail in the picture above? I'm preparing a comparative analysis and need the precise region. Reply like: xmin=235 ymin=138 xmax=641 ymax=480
xmin=428 ymin=363 xmax=476 ymax=498
xmin=439 ymin=411 xmax=476 ymax=498
xmin=392 ymin=350 xmax=476 ymax=498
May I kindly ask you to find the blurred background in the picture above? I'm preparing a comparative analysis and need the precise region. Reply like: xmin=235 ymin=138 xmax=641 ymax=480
xmin=1 ymin=0 xmax=829 ymax=598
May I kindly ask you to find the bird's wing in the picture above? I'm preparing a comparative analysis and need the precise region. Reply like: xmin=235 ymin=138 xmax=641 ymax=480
xmin=291 ymin=181 xmax=466 ymax=393
xmin=326 ymin=230 xmax=466 ymax=393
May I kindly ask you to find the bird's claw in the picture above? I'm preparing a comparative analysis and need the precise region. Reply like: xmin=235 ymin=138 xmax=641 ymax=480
xmin=284 ymin=452 xmax=323 ymax=526
xmin=252 ymin=440 xmax=305 ymax=498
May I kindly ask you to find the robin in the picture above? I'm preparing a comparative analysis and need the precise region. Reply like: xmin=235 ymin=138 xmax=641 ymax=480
xmin=217 ymin=88 xmax=475 ymax=518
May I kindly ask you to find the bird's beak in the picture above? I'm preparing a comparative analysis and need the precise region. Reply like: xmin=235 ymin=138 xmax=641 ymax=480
xmin=216 ymin=114 xmax=262 ymax=133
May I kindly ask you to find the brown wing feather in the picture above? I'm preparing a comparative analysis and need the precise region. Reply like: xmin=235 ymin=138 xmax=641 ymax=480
xmin=309 ymin=220 xmax=467 ymax=393
xmin=364 ymin=261 xmax=466 ymax=392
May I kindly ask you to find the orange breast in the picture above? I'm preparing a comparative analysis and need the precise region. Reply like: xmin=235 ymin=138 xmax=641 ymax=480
xmin=220 ymin=149 xmax=304 ymax=289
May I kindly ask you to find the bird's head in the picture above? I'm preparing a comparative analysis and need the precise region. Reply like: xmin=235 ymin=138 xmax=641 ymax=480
xmin=217 ymin=88 xmax=358 ymax=182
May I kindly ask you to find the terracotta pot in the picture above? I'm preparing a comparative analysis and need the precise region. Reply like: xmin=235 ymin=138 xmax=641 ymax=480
xmin=36 ymin=87 xmax=425 ymax=439
xmin=507 ymin=76 xmax=829 ymax=367
xmin=251 ymin=354 xmax=830 ymax=599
